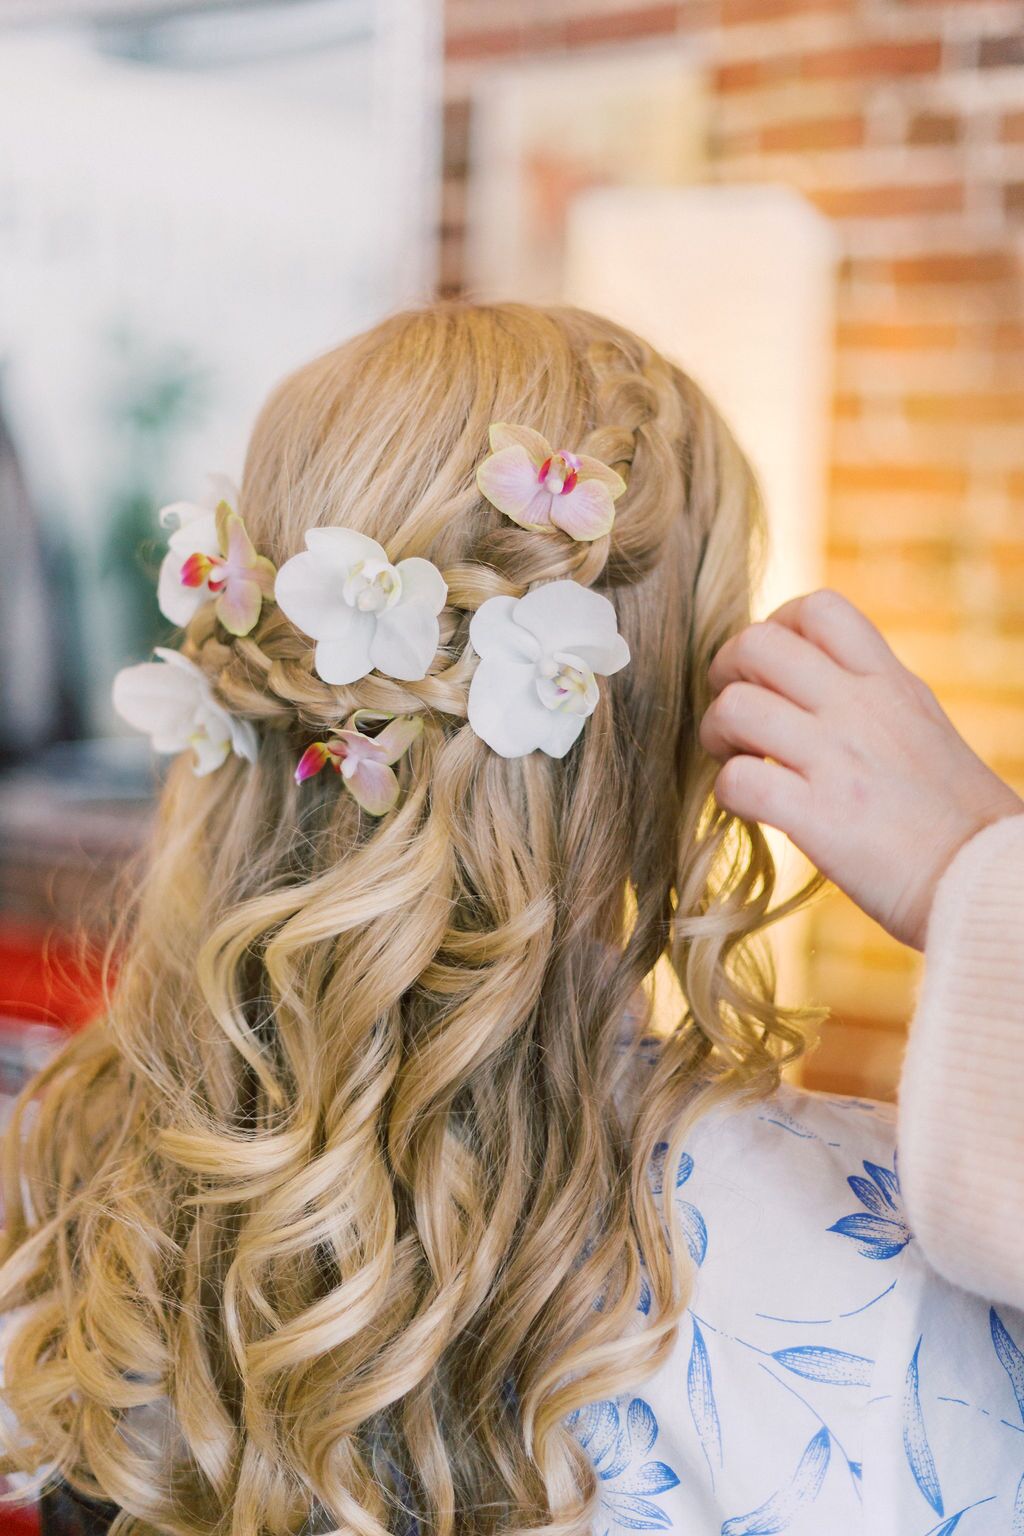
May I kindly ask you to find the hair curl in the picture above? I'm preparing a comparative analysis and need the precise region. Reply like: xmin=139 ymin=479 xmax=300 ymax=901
xmin=0 ymin=303 xmax=819 ymax=1536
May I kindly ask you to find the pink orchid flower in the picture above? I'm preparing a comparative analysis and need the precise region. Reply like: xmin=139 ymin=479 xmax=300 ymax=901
xmin=294 ymin=712 xmax=422 ymax=815
xmin=176 ymin=499 xmax=277 ymax=637
xmin=158 ymin=479 xmax=276 ymax=638
xmin=476 ymin=423 xmax=627 ymax=541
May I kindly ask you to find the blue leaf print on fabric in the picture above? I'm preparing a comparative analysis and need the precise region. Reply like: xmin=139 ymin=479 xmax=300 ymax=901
xmin=827 ymin=1158 xmax=911 ymax=1259
xmin=677 ymin=1199 xmax=708 ymax=1268
xmin=902 ymin=1336 xmax=944 ymax=1516
xmin=649 ymin=1141 xmax=707 ymax=1266
xmin=720 ymin=1426 xmax=831 ymax=1534
xmin=920 ymin=1501 xmax=998 ymax=1536
xmin=688 ymin=1318 xmax=723 ymax=1482
xmin=637 ymin=1273 xmax=652 ymax=1317
xmin=649 ymin=1142 xmax=694 ymax=1195
xmin=566 ymin=1394 xmax=680 ymax=1533
xmin=990 ymin=1307 xmax=1024 ymax=1426
xmin=770 ymin=1345 xmax=874 ymax=1388
xmin=1012 ymin=1472 xmax=1024 ymax=1535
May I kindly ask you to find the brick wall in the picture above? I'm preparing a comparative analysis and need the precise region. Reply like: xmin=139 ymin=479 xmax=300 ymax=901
xmin=439 ymin=0 xmax=1024 ymax=1099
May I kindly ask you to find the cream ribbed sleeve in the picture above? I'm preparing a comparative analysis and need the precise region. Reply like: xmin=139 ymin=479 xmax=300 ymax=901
xmin=898 ymin=811 xmax=1024 ymax=1307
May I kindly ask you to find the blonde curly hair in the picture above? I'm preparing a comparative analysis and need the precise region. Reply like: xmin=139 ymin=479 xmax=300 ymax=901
xmin=0 ymin=303 xmax=818 ymax=1536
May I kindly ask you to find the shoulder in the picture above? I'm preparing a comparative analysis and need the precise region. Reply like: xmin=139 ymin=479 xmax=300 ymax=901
xmin=672 ymin=1082 xmax=910 ymax=1284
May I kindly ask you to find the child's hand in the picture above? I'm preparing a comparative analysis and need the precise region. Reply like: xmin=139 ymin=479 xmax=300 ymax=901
xmin=699 ymin=590 xmax=1024 ymax=951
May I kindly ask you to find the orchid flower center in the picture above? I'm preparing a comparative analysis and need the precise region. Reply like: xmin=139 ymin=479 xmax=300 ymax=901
xmin=538 ymin=452 xmax=580 ymax=497
xmin=535 ymin=652 xmax=599 ymax=716
xmin=181 ymin=550 xmax=223 ymax=590
xmin=343 ymin=558 xmax=403 ymax=614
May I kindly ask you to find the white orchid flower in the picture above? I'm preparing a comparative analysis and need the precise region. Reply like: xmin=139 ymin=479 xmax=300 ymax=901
xmin=274 ymin=528 xmax=448 ymax=686
xmin=112 ymin=647 xmax=257 ymax=777
xmin=476 ymin=424 xmax=627 ymax=541
xmin=467 ymin=580 xmax=630 ymax=759
xmin=156 ymin=474 xmax=275 ymax=637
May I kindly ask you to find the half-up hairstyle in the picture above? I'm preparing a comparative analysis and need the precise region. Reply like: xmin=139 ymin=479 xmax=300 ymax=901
xmin=0 ymin=303 xmax=817 ymax=1536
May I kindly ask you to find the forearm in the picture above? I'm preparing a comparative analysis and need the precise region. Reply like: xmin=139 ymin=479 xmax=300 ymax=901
xmin=898 ymin=811 xmax=1024 ymax=1305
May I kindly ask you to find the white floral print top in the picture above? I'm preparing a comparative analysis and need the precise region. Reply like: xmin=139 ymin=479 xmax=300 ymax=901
xmin=574 ymin=1067 xmax=1024 ymax=1535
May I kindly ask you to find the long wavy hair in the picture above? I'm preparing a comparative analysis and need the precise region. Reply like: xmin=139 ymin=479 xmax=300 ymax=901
xmin=0 ymin=303 xmax=817 ymax=1536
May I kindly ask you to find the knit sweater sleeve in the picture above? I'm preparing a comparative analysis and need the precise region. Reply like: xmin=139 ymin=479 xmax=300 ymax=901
xmin=897 ymin=810 xmax=1024 ymax=1307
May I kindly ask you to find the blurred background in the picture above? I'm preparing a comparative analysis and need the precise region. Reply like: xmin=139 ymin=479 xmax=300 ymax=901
xmin=1 ymin=0 xmax=1023 ymax=1161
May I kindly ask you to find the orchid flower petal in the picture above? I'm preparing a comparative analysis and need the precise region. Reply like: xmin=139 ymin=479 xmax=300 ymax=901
xmin=157 ymin=552 xmax=210 ymax=627
xmin=216 ymin=579 xmax=264 ymax=638
xmin=469 ymin=596 xmax=541 ymax=664
xmin=550 ymin=478 xmax=618 ymax=541
xmin=159 ymin=498 xmax=206 ymax=531
xmin=513 ymin=581 xmax=625 ymax=665
xmin=346 ymin=708 xmax=393 ymax=737
xmin=373 ymin=715 xmax=423 ymax=764
xmin=227 ymin=715 xmax=259 ymax=765
xmin=529 ymin=705 xmax=588 ymax=758
xmin=370 ymin=603 xmax=440 ymax=681
xmin=467 ymin=656 xmax=555 ymax=758
xmin=394 ymin=557 xmax=448 ymax=615
xmin=313 ymin=608 xmax=376 ymax=685
xmin=159 ymin=472 xmax=238 ymax=536
xmin=275 ymin=551 xmax=355 ymax=642
xmin=488 ymin=423 xmax=551 ymax=464
xmin=295 ymin=742 xmax=334 ymax=783
xmin=576 ymin=455 xmax=627 ymax=498
xmin=569 ymin=634 xmax=631 ymax=676
xmin=221 ymin=512 xmax=277 ymax=594
xmin=344 ymin=756 xmax=401 ymax=815
xmin=304 ymin=526 xmax=390 ymax=569
xmin=166 ymin=509 xmax=220 ymax=556
xmin=477 ymin=445 xmax=555 ymax=528
xmin=112 ymin=660 xmax=200 ymax=746
xmin=189 ymin=728 xmax=232 ymax=776
xmin=180 ymin=551 xmax=217 ymax=588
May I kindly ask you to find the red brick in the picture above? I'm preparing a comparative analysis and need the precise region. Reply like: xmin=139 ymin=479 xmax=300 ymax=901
xmin=829 ymin=536 xmax=958 ymax=565
xmin=904 ymin=393 xmax=1024 ymax=424
xmin=1002 ymin=112 xmax=1024 ymax=144
xmin=569 ymin=4 xmax=680 ymax=44
xmin=716 ymin=57 xmax=770 ymax=91
xmin=800 ymin=38 xmax=943 ymax=82
xmin=979 ymin=34 xmax=1024 ymax=69
xmin=721 ymin=0 xmax=853 ymax=19
xmin=877 ymin=251 xmax=1017 ymax=285
xmin=907 ymin=112 xmax=961 ymax=146
xmin=446 ymin=25 xmax=523 ymax=60
xmin=837 ymin=320 xmax=958 ymax=350
xmin=716 ymin=37 xmax=942 ymax=91
xmin=811 ymin=182 xmax=963 ymax=218
xmin=445 ymin=19 xmax=567 ymax=60
xmin=438 ymin=230 xmax=465 ymax=296
xmin=759 ymin=114 xmax=865 ymax=152
xmin=831 ymin=463 xmax=970 ymax=495
xmin=990 ymin=322 xmax=1024 ymax=350
xmin=442 ymin=99 xmax=471 ymax=179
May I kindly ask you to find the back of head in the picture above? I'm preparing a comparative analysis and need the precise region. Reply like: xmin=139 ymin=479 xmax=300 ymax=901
xmin=0 ymin=303 xmax=810 ymax=1536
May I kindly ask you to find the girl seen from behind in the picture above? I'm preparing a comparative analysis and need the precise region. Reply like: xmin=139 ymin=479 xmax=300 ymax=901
xmin=2 ymin=303 xmax=1022 ymax=1536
